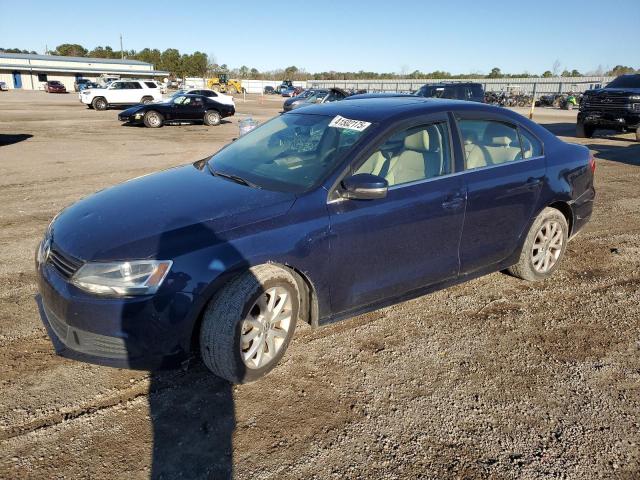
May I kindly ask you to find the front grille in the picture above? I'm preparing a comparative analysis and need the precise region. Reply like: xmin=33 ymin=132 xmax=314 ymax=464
xmin=48 ymin=245 xmax=83 ymax=279
xmin=582 ymin=95 xmax=631 ymax=111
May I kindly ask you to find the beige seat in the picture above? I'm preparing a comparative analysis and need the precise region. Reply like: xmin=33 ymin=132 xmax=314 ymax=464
xmin=357 ymin=151 xmax=387 ymax=176
xmin=387 ymin=129 xmax=442 ymax=186
xmin=465 ymin=140 xmax=488 ymax=169
xmin=484 ymin=136 xmax=521 ymax=164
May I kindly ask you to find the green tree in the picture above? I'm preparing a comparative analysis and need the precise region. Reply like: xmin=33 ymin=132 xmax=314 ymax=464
xmin=542 ymin=70 xmax=553 ymax=78
xmin=238 ymin=65 xmax=249 ymax=78
xmin=53 ymin=43 xmax=88 ymax=57
xmin=487 ymin=67 xmax=502 ymax=78
xmin=570 ymin=69 xmax=581 ymax=77
xmin=250 ymin=68 xmax=259 ymax=78
xmin=284 ymin=65 xmax=298 ymax=80
xmin=133 ymin=48 xmax=161 ymax=66
xmin=160 ymin=48 xmax=182 ymax=76
xmin=561 ymin=70 xmax=572 ymax=77
xmin=608 ymin=65 xmax=636 ymax=76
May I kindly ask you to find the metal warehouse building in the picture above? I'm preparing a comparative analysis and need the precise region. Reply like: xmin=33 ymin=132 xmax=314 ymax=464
xmin=0 ymin=52 xmax=168 ymax=91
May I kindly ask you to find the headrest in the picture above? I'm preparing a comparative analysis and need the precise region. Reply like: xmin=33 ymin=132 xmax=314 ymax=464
xmin=404 ymin=130 xmax=430 ymax=151
xmin=491 ymin=136 xmax=511 ymax=146
xmin=484 ymin=122 xmax=514 ymax=145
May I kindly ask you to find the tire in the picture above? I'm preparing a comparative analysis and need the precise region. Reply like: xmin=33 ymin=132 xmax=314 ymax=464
xmin=200 ymin=265 xmax=299 ymax=383
xmin=576 ymin=122 xmax=594 ymax=138
xmin=92 ymin=97 xmax=108 ymax=111
xmin=203 ymin=110 xmax=221 ymax=126
xmin=508 ymin=207 xmax=568 ymax=282
xmin=141 ymin=96 xmax=153 ymax=105
xmin=143 ymin=110 xmax=163 ymax=128
xmin=229 ymin=86 xmax=238 ymax=94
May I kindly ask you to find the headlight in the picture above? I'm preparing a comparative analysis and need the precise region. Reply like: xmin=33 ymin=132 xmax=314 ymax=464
xmin=629 ymin=95 xmax=640 ymax=101
xmin=71 ymin=260 xmax=172 ymax=296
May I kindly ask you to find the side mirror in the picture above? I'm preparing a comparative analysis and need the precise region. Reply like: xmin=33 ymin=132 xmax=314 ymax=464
xmin=341 ymin=174 xmax=388 ymax=200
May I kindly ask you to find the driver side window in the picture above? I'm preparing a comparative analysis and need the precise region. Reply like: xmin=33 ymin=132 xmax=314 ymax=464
xmin=355 ymin=122 xmax=452 ymax=187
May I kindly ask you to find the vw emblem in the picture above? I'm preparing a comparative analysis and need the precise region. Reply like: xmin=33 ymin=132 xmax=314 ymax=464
xmin=602 ymin=98 xmax=613 ymax=103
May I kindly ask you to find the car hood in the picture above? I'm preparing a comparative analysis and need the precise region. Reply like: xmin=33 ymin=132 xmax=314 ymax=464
xmin=121 ymin=104 xmax=147 ymax=115
xmin=585 ymin=87 xmax=640 ymax=95
xmin=50 ymin=161 xmax=296 ymax=261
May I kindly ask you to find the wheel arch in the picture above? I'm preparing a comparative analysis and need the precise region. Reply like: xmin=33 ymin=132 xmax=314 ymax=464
xmin=188 ymin=261 xmax=319 ymax=354
xmin=547 ymin=200 xmax=574 ymax=236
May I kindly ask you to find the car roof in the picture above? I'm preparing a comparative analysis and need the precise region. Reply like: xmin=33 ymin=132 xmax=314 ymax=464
xmin=288 ymin=96 xmax=508 ymax=123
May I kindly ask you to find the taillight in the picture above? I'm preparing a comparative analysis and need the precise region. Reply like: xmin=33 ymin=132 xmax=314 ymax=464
xmin=589 ymin=154 xmax=596 ymax=174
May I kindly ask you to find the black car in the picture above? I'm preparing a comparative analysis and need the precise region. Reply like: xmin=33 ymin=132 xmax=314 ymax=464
xmin=118 ymin=94 xmax=235 ymax=128
xmin=263 ymin=85 xmax=275 ymax=95
xmin=578 ymin=74 xmax=640 ymax=141
xmin=416 ymin=82 xmax=485 ymax=103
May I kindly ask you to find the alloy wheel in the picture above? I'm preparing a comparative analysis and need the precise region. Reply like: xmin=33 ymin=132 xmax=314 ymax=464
xmin=241 ymin=287 xmax=292 ymax=369
xmin=531 ymin=220 xmax=563 ymax=273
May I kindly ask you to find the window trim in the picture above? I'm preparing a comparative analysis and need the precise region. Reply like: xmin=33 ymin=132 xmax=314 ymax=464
xmin=327 ymin=113 xmax=455 ymax=202
xmin=454 ymin=116 xmax=545 ymax=171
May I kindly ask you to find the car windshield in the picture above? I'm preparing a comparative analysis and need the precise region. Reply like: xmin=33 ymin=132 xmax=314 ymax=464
xmin=208 ymin=113 xmax=372 ymax=192
xmin=304 ymin=91 xmax=328 ymax=103
xmin=418 ymin=86 xmax=455 ymax=98
xmin=296 ymin=89 xmax=314 ymax=99
xmin=606 ymin=75 xmax=640 ymax=89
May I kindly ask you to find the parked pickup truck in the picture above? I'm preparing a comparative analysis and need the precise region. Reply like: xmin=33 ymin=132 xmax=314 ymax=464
xmin=80 ymin=79 xmax=163 ymax=110
xmin=577 ymin=74 xmax=640 ymax=141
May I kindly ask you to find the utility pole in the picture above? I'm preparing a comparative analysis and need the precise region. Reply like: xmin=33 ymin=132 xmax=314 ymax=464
xmin=120 ymin=34 xmax=124 ymax=59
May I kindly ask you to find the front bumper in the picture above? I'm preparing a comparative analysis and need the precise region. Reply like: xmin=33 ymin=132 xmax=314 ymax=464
xmin=578 ymin=110 xmax=640 ymax=130
xmin=118 ymin=112 xmax=144 ymax=123
xmin=36 ymin=254 xmax=196 ymax=370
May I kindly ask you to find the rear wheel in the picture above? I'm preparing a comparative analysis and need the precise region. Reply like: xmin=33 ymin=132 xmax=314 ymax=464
xmin=141 ymin=96 xmax=153 ymax=104
xmin=204 ymin=110 xmax=221 ymax=126
xmin=508 ymin=207 xmax=568 ymax=282
xmin=228 ymin=86 xmax=238 ymax=94
xmin=143 ymin=110 xmax=163 ymax=128
xmin=92 ymin=97 xmax=108 ymax=111
xmin=200 ymin=265 xmax=299 ymax=383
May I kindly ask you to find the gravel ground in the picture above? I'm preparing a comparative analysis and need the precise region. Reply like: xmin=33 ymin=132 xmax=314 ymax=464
xmin=0 ymin=91 xmax=638 ymax=479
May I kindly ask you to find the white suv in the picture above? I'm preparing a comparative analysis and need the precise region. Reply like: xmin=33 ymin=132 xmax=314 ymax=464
xmin=80 ymin=80 xmax=163 ymax=110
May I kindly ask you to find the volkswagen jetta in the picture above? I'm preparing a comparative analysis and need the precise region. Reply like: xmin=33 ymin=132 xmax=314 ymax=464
xmin=36 ymin=97 xmax=595 ymax=383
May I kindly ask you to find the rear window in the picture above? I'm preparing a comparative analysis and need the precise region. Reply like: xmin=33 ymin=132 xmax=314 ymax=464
xmin=144 ymin=81 xmax=158 ymax=88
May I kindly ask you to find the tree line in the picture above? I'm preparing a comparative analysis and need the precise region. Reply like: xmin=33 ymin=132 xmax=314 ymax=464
xmin=1 ymin=45 xmax=637 ymax=80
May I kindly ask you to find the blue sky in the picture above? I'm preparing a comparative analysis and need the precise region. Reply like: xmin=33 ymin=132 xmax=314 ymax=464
xmin=1 ymin=0 xmax=638 ymax=74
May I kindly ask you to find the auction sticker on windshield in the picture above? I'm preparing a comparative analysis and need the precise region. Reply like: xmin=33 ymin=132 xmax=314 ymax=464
xmin=328 ymin=115 xmax=371 ymax=132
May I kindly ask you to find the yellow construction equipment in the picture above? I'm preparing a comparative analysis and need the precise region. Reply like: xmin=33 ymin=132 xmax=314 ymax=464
xmin=207 ymin=73 xmax=244 ymax=94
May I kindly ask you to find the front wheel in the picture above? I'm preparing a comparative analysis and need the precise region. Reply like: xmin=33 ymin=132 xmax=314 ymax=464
xmin=200 ymin=265 xmax=299 ymax=383
xmin=508 ymin=207 xmax=568 ymax=282
xmin=204 ymin=110 xmax=221 ymax=126
xmin=92 ymin=97 xmax=108 ymax=111
xmin=143 ymin=110 xmax=163 ymax=128
xmin=576 ymin=122 xmax=594 ymax=138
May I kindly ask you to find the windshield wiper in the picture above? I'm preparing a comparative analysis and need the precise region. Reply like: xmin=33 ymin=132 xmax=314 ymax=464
xmin=208 ymin=165 xmax=261 ymax=189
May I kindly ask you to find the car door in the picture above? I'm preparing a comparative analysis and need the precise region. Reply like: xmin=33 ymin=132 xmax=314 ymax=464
xmin=326 ymin=115 xmax=466 ymax=314
xmin=453 ymin=113 xmax=546 ymax=274
xmin=124 ymin=81 xmax=143 ymax=104
xmin=107 ymin=81 xmax=125 ymax=103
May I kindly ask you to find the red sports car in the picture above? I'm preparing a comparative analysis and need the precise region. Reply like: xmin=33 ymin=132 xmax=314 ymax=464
xmin=44 ymin=81 xmax=67 ymax=93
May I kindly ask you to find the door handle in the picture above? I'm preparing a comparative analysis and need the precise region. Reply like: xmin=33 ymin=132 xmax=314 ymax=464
xmin=525 ymin=178 xmax=542 ymax=190
xmin=442 ymin=195 xmax=465 ymax=210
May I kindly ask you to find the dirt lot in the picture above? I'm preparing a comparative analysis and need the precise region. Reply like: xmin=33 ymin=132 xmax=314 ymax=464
xmin=0 ymin=91 xmax=638 ymax=480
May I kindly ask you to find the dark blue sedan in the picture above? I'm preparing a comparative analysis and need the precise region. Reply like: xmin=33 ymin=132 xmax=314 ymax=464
xmin=35 ymin=97 xmax=595 ymax=383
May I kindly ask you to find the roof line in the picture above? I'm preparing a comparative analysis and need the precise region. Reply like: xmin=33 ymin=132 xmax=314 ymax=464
xmin=0 ymin=52 xmax=152 ymax=66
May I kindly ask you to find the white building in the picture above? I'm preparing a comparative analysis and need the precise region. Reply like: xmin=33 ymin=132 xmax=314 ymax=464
xmin=0 ymin=52 xmax=168 ymax=91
